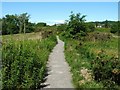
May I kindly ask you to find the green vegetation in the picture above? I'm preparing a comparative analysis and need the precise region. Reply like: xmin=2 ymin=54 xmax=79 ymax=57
xmin=58 ymin=12 xmax=88 ymax=39
xmin=60 ymin=32 xmax=119 ymax=89
xmin=36 ymin=22 xmax=47 ymax=27
xmin=92 ymin=50 xmax=120 ymax=88
xmin=1 ymin=12 xmax=58 ymax=89
xmin=93 ymin=20 xmax=117 ymax=28
xmin=95 ymin=27 xmax=110 ymax=33
xmin=1 ymin=11 xmax=119 ymax=89
xmin=0 ymin=70 xmax=2 ymax=89
xmin=1 ymin=13 xmax=57 ymax=35
xmin=2 ymin=13 xmax=35 ymax=35
xmin=59 ymin=12 xmax=119 ymax=89
xmin=2 ymin=35 xmax=57 ymax=89
xmin=110 ymin=21 xmax=119 ymax=34
xmin=62 ymin=37 xmax=103 ymax=88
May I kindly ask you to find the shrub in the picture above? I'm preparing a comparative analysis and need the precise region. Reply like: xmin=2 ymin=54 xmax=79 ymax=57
xmin=91 ymin=50 xmax=120 ymax=88
xmin=110 ymin=22 xmax=118 ymax=34
xmin=85 ymin=32 xmax=111 ymax=42
xmin=86 ymin=23 xmax=95 ymax=32
xmin=2 ymin=35 xmax=57 ymax=89
xmin=57 ymin=24 xmax=67 ymax=34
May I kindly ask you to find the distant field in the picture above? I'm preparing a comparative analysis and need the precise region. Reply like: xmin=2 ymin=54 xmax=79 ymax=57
xmin=2 ymin=32 xmax=42 ymax=42
xmin=95 ymin=27 xmax=111 ymax=33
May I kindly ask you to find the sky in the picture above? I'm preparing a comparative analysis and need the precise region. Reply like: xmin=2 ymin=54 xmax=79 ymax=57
xmin=2 ymin=2 xmax=118 ymax=25
xmin=1 ymin=0 xmax=119 ymax=2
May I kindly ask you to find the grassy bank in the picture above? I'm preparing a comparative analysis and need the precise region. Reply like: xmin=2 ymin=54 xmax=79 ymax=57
xmin=63 ymin=38 xmax=103 ymax=88
xmin=2 ymin=34 xmax=57 ymax=89
xmin=60 ymin=33 xmax=119 ymax=89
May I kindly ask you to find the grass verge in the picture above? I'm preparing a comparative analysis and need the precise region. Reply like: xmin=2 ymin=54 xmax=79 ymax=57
xmin=60 ymin=33 xmax=119 ymax=89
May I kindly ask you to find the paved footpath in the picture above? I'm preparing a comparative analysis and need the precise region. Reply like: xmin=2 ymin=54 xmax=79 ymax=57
xmin=44 ymin=36 xmax=74 ymax=88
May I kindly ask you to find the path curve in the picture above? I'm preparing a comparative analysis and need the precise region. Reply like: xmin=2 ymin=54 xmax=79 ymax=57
xmin=44 ymin=36 xmax=74 ymax=88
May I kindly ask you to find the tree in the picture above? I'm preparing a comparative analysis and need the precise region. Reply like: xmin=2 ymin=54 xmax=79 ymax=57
xmin=2 ymin=13 xmax=34 ymax=35
xmin=95 ymin=21 xmax=99 ymax=27
xmin=36 ymin=22 xmax=47 ymax=27
xmin=2 ymin=15 xmax=19 ymax=35
xmin=26 ymin=22 xmax=35 ymax=33
xmin=57 ymin=24 xmax=67 ymax=34
xmin=110 ymin=22 xmax=118 ymax=34
xmin=18 ymin=13 xmax=30 ymax=34
xmin=86 ymin=22 xmax=95 ymax=32
xmin=104 ymin=20 xmax=109 ymax=28
xmin=67 ymin=11 xmax=87 ymax=38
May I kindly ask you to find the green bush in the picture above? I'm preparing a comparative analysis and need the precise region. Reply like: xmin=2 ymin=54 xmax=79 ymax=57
xmin=62 ymin=37 xmax=103 ymax=88
xmin=57 ymin=24 xmax=67 ymax=34
xmin=2 ymin=35 xmax=57 ymax=89
xmin=61 ymin=34 xmax=119 ymax=88
xmin=110 ymin=22 xmax=118 ymax=34
xmin=91 ymin=50 xmax=120 ymax=88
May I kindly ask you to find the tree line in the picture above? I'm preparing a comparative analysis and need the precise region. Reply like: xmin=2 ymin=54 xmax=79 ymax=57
xmin=57 ymin=12 xmax=119 ymax=38
xmin=1 ymin=12 xmax=119 ymax=35
xmin=1 ymin=13 xmax=48 ymax=35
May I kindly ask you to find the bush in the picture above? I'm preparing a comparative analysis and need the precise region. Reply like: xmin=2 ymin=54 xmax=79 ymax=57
xmin=85 ymin=32 xmax=111 ymax=42
xmin=61 ymin=37 xmax=103 ymax=88
xmin=36 ymin=22 xmax=47 ymax=27
xmin=57 ymin=24 xmax=67 ymax=34
xmin=91 ymin=50 xmax=120 ymax=88
xmin=86 ymin=23 xmax=95 ymax=32
xmin=2 ymin=35 xmax=57 ymax=89
xmin=110 ymin=22 xmax=118 ymax=34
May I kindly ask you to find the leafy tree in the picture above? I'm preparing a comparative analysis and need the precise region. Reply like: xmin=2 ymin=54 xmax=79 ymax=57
xmin=36 ymin=22 xmax=47 ymax=27
xmin=95 ymin=21 xmax=99 ymax=27
xmin=67 ymin=11 xmax=87 ymax=38
xmin=104 ymin=20 xmax=109 ymax=28
xmin=2 ymin=15 xmax=19 ymax=35
xmin=110 ymin=22 xmax=118 ymax=34
xmin=26 ymin=22 xmax=35 ymax=33
xmin=2 ymin=13 xmax=34 ymax=35
xmin=18 ymin=13 xmax=30 ymax=34
xmin=57 ymin=24 xmax=67 ymax=34
xmin=86 ymin=22 xmax=95 ymax=32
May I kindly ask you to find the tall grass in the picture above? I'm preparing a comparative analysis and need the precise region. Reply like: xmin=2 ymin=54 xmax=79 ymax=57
xmin=95 ymin=28 xmax=110 ymax=33
xmin=60 ymin=33 xmax=119 ymax=89
xmin=2 ymin=35 xmax=57 ymax=89
xmin=83 ymin=37 xmax=118 ymax=57
xmin=63 ymin=38 xmax=103 ymax=88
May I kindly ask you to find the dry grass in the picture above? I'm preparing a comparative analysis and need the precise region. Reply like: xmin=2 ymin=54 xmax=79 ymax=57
xmin=2 ymin=32 xmax=42 ymax=42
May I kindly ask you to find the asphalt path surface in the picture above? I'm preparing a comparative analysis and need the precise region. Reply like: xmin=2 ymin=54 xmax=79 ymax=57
xmin=44 ymin=36 xmax=74 ymax=88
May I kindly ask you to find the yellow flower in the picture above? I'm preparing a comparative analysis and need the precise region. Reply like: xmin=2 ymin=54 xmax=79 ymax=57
xmin=112 ymin=69 xmax=120 ymax=74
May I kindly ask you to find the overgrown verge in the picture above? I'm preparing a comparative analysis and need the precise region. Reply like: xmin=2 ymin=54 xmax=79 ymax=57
xmin=61 ymin=37 xmax=103 ymax=89
xmin=60 ymin=34 xmax=119 ymax=89
xmin=2 ymin=35 xmax=57 ymax=89
xmin=92 ymin=50 xmax=120 ymax=89
xmin=58 ymin=11 xmax=119 ymax=89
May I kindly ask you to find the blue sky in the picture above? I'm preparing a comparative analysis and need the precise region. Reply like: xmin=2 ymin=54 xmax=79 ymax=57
xmin=2 ymin=2 xmax=118 ymax=25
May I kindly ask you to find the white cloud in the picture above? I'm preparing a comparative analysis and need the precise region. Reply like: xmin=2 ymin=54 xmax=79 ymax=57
xmin=45 ymin=20 xmax=65 ymax=26
xmin=53 ymin=20 xmax=65 ymax=24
